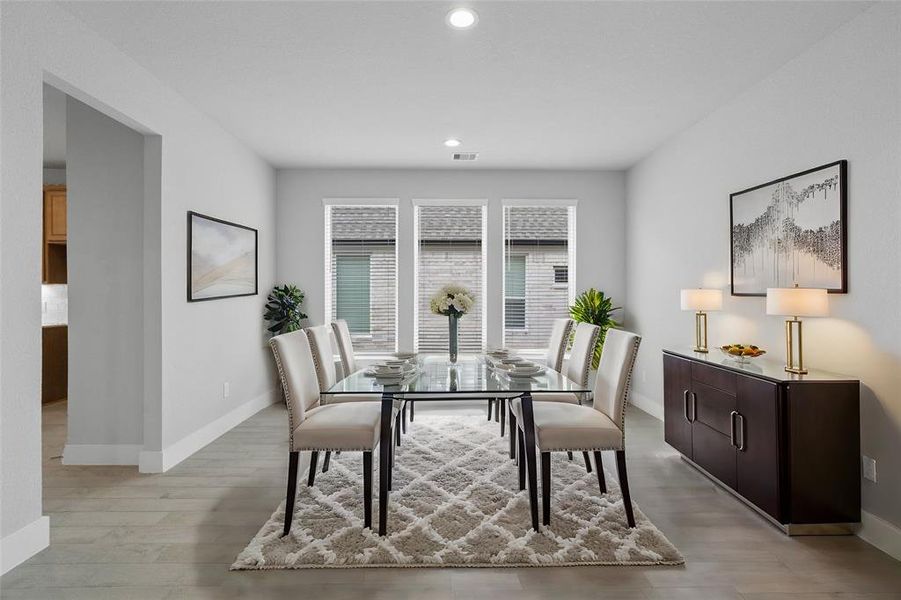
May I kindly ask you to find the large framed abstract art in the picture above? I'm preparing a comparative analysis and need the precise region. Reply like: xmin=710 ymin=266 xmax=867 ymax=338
xmin=730 ymin=160 xmax=847 ymax=296
xmin=187 ymin=211 xmax=258 ymax=302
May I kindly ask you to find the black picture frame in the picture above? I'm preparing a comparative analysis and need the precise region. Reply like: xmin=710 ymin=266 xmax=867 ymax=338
xmin=187 ymin=211 xmax=258 ymax=302
xmin=730 ymin=160 xmax=847 ymax=297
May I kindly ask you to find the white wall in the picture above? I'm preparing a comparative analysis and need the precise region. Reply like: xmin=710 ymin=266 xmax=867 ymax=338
xmin=0 ymin=2 xmax=276 ymax=571
xmin=277 ymin=169 xmax=626 ymax=350
xmin=626 ymin=3 xmax=901 ymax=537
xmin=65 ymin=97 xmax=145 ymax=459
xmin=42 ymin=83 xmax=66 ymax=169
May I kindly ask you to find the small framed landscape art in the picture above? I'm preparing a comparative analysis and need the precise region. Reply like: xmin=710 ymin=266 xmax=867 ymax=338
xmin=730 ymin=160 xmax=847 ymax=296
xmin=187 ymin=211 xmax=258 ymax=302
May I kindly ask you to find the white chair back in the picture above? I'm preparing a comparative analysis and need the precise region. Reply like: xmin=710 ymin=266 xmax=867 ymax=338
xmin=304 ymin=325 xmax=337 ymax=392
xmin=269 ymin=330 xmax=322 ymax=448
xmin=545 ymin=318 xmax=574 ymax=372
xmin=565 ymin=322 xmax=600 ymax=386
xmin=592 ymin=328 xmax=641 ymax=434
xmin=331 ymin=319 xmax=356 ymax=377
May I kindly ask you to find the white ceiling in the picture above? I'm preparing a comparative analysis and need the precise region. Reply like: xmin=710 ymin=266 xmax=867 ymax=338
xmin=64 ymin=1 xmax=869 ymax=170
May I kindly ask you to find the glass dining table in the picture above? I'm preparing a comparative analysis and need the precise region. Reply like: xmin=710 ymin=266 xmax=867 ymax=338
xmin=324 ymin=354 xmax=591 ymax=535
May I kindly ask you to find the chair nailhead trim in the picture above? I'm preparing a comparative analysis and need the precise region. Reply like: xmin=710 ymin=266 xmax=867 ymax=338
xmin=269 ymin=339 xmax=297 ymax=450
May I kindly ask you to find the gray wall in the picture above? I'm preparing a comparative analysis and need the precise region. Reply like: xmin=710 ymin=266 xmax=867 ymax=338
xmin=277 ymin=169 xmax=626 ymax=351
xmin=1 ymin=3 xmax=276 ymax=566
xmin=625 ymin=4 xmax=901 ymax=534
xmin=65 ymin=97 xmax=145 ymax=452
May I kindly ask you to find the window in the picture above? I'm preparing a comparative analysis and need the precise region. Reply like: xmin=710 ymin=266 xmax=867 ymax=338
xmin=414 ymin=202 xmax=486 ymax=352
xmin=503 ymin=203 xmax=575 ymax=350
xmin=505 ymin=255 xmax=526 ymax=329
xmin=324 ymin=203 xmax=397 ymax=352
xmin=335 ymin=255 xmax=371 ymax=333
xmin=554 ymin=265 xmax=568 ymax=284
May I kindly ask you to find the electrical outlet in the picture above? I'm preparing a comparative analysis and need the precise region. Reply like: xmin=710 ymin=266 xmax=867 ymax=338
xmin=863 ymin=455 xmax=877 ymax=482
xmin=223 ymin=382 xmax=230 ymax=399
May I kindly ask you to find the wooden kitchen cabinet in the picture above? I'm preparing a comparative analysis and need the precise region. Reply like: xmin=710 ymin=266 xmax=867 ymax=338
xmin=42 ymin=325 xmax=68 ymax=404
xmin=44 ymin=186 xmax=67 ymax=241
xmin=662 ymin=348 xmax=860 ymax=533
xmin=42 ymin=185 xmax=67 ymax=284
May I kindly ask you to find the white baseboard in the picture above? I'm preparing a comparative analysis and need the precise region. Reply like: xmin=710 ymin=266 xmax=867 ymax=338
xmin=62 ymin=443 xmax=142 ymax=465
xmin=1 ymin=516 xmax=49 ymax=575
xmin=858 ymin=510 xmax=901 ymax=561
xmin=630 ymin=390 xmax=663 ymax=421
xmin=139 ymin=389 xmax=277 ymax=473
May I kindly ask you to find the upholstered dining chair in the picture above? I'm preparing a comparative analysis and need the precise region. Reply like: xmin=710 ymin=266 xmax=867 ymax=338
xmin=306 ymin=324 xmax=402 ymax=474
xmin=511 ymin=328 xmax=641 ymax=528
xmin=269 ymin=329 xmax=384 ymax=534
xmin=490 ymin=317 xmax=574 ymax=436
xmin=508 ymin=321 xmax=599 ymax=471
xmin=332 ymin=319 xmax=410 ymax=434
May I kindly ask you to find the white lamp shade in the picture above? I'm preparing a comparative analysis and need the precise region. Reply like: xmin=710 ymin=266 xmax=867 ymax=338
xmin=680 ymin=289 xmax=723 ymax=311
xmin=766 ymin=287 xmax=828 ymax=317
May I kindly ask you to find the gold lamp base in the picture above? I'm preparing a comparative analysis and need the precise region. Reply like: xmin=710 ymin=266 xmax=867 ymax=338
xmin=784 ymin=318 xmax=808 ymax=374
xmin=692 ymin=311 xmax=709 ymax=353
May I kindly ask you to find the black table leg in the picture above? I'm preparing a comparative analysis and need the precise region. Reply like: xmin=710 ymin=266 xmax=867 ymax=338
xmin=378 ymin=392 xmax=393 ymax=536
xmin=519 ymin=391 xmax=540 ymax=531
xmin=508 ymin=411 xmax=517 ymax=459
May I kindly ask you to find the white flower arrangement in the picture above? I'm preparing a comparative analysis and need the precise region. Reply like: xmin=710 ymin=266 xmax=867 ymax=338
xmin=429 ymin=284 xmax=475 ymax=317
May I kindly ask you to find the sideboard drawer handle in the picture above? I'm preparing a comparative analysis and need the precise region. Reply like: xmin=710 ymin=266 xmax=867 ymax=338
xmin=730 ymin=410 xmax=739 ymax=448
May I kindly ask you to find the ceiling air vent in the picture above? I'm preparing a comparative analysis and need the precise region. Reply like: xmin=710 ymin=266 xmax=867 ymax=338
xmin=453 ymin=152 xmax=479 ymax=161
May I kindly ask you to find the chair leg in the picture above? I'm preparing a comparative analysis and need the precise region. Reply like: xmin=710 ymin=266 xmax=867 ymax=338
xmin=541 ymin=452 xmax=551 ymax=526
xmin=395 ymin=412 xmax=402 ymax=446
xmin=517 ymin=429 xmax=526 ymax=491
xmin=283 ymin=451 xmax=299 ymax=536
xmin=582 ymin=451 xmax=593 ymax=473
xmin=616 ymin=450 xmax=636 ymax=528
xmin=500 ymin=399 xmax=507 ymax=437
xmin=494 ymin=399 xmax=500 ymax=422
xmin=409 ymin=400 xmax=414 ymax=422
xmin=322 ymin=451 xmax=331 ymax=473
xmin=307 ymin=451 xmax=319 ymax=487
xmin=363 ymin=451 xmax=373 ymax=529
xmin=402 ymin=403 xmax=408 ymax=434
xmin=487 ymin=399 xmax=493 ymax=420
xmin=567 ymin=451 xmax=574 ymax=461
xmin=593 ymin=451 xmax=606 ymax=494
xmin=388 ymin=434 xmax=394 ymax=491
xmin=508 ymin=411 xmax=517 ymax=459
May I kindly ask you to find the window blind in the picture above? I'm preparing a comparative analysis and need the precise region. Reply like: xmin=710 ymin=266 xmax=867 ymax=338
xmin=415 ymin=204 xmax=486 ymax=353
xmin=503 ymin=205 xmax=575 ymax=350
xmin=324 ymin=204 xmax=397 ymax=352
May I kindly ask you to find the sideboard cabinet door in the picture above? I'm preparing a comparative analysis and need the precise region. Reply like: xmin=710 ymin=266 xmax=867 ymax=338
xmin=736 ymin=376 xmax=783 ymax=522
xmin=663 ymin=354 xmax=692 ymax=458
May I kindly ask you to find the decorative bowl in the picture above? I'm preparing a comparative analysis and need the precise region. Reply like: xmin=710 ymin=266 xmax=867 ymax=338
xmin=718 ymin=345 xmax=766 ymax=364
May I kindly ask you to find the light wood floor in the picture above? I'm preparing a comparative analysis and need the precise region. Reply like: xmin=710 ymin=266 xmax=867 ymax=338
xmin=1 ymin=400 xmax=899 ymax=599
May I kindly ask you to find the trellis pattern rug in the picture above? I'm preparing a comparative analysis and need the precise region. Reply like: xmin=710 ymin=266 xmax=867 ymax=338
xmin=232 ymin=415 xmax=683 ymax=569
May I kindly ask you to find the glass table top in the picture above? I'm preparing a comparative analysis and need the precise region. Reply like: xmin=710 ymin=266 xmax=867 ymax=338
xmin=325 ymin=354 xmax=591 ymax=396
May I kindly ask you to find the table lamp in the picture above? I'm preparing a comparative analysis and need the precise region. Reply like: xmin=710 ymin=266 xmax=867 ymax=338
xmin=680 ymin=289 xmax=723 ymax=353
xmin=766 ymin=285 xmax=828 ymax=374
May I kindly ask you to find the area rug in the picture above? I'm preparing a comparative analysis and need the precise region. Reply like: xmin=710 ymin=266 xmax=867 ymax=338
xmin=232 ymin=414 xmax=683 ymax=569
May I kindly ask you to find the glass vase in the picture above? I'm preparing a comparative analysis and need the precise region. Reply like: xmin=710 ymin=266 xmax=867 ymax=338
xmin=448 ymin=313 xmax=458 ymax=364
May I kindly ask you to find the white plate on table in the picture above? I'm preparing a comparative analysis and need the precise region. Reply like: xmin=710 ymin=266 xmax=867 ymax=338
xmin=500 ymin=357 xmax=530 ymax=365
xmin=506 ymin=366 xmax=545 ymax=379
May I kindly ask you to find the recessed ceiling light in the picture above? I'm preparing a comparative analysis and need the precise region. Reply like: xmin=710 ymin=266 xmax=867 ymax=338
xmin=444 ymin=138 xmax=462 ymax=148
xmin=446 ymin=8 xmax=478 ymax=29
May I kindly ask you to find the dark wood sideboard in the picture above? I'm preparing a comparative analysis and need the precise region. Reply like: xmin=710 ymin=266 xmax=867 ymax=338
xmin=662 ymin=348 xmax=860 ymax=534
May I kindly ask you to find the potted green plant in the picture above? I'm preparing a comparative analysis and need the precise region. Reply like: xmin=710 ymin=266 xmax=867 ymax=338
xmin=569 ymin=288 xmax=622 ymax=369
xmin=263 ymin=284 xmax=308 ymax=335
